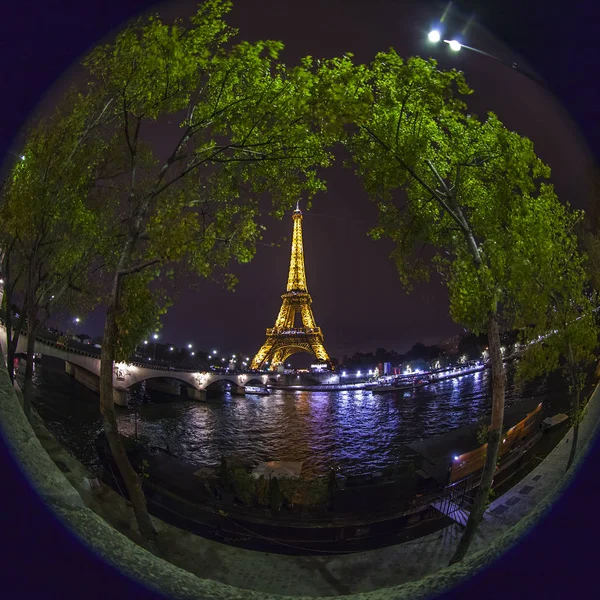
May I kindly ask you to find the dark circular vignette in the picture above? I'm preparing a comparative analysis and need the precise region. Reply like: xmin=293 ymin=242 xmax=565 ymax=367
xmin=1 ymin=1 xmax=599 ymax=599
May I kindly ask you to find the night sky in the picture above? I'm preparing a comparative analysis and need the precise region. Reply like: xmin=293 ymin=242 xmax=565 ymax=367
xmin=2 ymin=0 xmax=598 ymax=366
xmin=2 ymin=3 xmax=600 ymax=598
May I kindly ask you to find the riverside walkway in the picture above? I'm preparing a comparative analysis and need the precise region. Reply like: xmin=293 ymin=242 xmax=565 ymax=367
xmin=2 ymin=348 xmax=600 ymax=598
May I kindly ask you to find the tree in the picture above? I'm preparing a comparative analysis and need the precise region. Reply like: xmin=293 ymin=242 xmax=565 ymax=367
xmin=346 ymin=50 xmax=587 ymax=564
xmin=516 ymin=213 xmax=598 ymax=472
xmin=67 ymin=0 xmax=368 ymax=542
xmin=0 ymin=234 xmax=27 ymax=383
xmin=0 ymin=96 xmax=106 ymax=418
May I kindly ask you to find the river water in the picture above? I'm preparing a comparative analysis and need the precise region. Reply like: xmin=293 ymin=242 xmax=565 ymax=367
xmin=20 ymin=359 xmax=570 ymax=478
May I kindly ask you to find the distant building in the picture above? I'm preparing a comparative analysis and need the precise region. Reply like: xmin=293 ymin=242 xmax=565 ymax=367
xmin=439 ymin=334 xmax=464 ymax=355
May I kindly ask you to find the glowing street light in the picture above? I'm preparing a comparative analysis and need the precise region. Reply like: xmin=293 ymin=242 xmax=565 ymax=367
xmin=169 ymin=347 xmax=174 ymax=351
xmin=143 ymin=340 xmax=148 ymax=345
xmin=191 ymin=351 xmax=195 ymax=357
xmin=212 ymin=349 xmax=217 ymax=355
xmin=426 ymin=25 xmax=546 ymax=88
xmin=187 ymin=343 xmax=193 ymax=349
xmin=427 ymin=29 xmax=441 ymax=43
xmin=150 ymin=333 xmax=159 ymax=360
xmin=74 ymin=317 xmax=80 ymax=324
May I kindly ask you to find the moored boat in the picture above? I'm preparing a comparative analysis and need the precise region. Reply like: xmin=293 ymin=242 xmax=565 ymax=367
xmin=371 ymin=377 xmax=430 ymax=393
xmin=245 ymin=385 xmax=270 ymax=396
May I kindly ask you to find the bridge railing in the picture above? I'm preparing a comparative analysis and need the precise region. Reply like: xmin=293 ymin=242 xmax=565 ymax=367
xmin=1 ymin=318 xmax=263 ymax=375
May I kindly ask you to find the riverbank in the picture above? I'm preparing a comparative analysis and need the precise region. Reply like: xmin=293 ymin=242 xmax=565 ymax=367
xmin=26 ymin=381 xmax=596 ymax=596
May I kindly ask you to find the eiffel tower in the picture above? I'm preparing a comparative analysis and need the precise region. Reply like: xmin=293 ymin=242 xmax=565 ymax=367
xmin=251 ymin=204 xmax=330 ymax=371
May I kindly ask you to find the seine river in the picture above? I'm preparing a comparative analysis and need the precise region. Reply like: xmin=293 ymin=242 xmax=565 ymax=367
xmin=20 ymin=359 xmax=570 ymax=477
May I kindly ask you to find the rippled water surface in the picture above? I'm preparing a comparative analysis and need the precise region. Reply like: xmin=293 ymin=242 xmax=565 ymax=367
xmin=23 ymin=360 xmax=570 ymax=477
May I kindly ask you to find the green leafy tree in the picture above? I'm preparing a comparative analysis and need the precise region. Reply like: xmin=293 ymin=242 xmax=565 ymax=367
xmin=346 ymin=50 xmax=588 ymax=564
xmin=0 ymin=97 xmax=106 ymax=418
xmin=68 ymin=0 xmax=368 ymax=541
xmin=516 ymin=221 xmax=598 ymax=472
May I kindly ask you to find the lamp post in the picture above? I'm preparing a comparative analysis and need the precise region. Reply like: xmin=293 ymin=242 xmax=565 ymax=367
xmin=427 ymin=28 xmax=547 ymax=89
xmin=152 ymin=333 xmax=159 ymax=361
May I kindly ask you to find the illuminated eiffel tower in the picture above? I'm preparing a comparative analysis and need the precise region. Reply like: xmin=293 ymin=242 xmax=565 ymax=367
xmin=251 ymin=204 xmax=330 ymax=371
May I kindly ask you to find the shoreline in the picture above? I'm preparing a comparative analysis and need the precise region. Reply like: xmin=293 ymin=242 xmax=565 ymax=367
xmin=8 ymin=358 xmax=598 ymax=596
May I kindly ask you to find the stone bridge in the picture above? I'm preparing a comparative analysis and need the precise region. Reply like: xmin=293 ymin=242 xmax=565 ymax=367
xmin=0 ymin=324 xmax=268 ymax=406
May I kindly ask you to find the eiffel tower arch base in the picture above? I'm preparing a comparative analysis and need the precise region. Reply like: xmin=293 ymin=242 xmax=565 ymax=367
xmin=252 ymin=336 xmax=330 ymax=372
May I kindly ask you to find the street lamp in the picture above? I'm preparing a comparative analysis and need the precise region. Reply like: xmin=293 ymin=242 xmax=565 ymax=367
xmin=212 ymin=349 xmax=217 ymax=355
xmin=187 ymin=343 xmax=193 ymax=350
xmin=426 ymin=29 xmax=546 ymax=87
xmin=427 ymin=29 xmax=441 ymax=43
xmin=152 ymin=333 xmax=159 ymax=360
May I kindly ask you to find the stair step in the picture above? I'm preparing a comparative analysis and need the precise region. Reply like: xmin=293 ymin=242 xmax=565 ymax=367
xmin=431 ymin=499 xmax=470 ymax=526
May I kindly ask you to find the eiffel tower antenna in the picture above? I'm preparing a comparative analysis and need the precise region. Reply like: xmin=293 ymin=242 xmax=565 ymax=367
xmin=250 ymin=203 xmax=330 ymax=371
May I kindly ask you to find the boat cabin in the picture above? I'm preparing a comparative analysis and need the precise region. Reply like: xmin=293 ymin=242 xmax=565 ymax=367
xmin=408 ymin=397 xmax=544 ymax=487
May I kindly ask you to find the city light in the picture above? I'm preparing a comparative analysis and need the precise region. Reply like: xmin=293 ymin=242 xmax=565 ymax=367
xmin=191 ymin=351 xmax=195 ymax=356
xmin=356 ymin=370 xmax=361 ymax=377
xmin=20 ymin=155 xmax=25 ymax=160
xmin=428 ymin=29 xmax=441 ymax=43
xmin=221 ymin=358 xmax=225 ymax=362
xmin=169 ymin=347 xmax=174 ymax=351
xmin=187 ymin=343 xmax=193 ymax=349
xmin=153 ymin=333 xmax=159 ymax=340
xmin=454 ymin=455 xmax=459 ymax=461
xmin=448 ymin=39 xmax=461 ymax=51
xmin=143 ymin=340 xmax=148 ymax=345
xmin=342 ymin=371 xmax=347 ymax=377
xmin=212 ymin=350 xmax=217 ymax=355
xmin=74 ymin=317 xmax=80 ymax=324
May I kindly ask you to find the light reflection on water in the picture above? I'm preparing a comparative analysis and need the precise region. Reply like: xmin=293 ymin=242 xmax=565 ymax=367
xmin=24 ymin=362 xmax=568 ymax=477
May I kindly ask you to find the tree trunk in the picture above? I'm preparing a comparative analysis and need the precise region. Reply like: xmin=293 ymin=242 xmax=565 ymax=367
xmin=566 ymin=388 xmax=580 ymax=472
xmin=99 ymin=258 xmax=157 ymax=543
xmin=449 ymin=311 xmax=505 ymax=565
xmin=5 ymin=295 xmax=15 ymax=380
xmin=22 ymin=309 xmax=38 ymax=422
xmin=6 ymin=311 xmax=25 ymax=384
